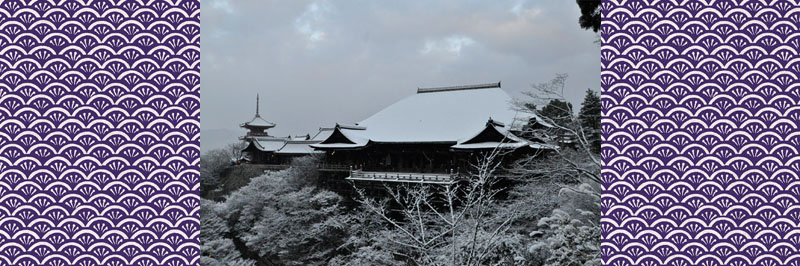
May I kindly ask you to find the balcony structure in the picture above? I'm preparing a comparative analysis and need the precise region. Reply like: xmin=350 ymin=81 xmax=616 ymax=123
xmin=346 ymin=169 xmax=457 ymax=184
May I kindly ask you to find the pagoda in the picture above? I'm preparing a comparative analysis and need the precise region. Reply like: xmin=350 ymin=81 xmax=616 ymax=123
xmin=239 ymin=94 xmax=328 ymax=165
xmin=240 ymin=94 xmax=276 ymax=141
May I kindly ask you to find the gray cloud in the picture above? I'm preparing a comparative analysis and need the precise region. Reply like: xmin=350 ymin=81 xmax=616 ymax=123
xmin=200 ymin=0 xmax=599 ymax=152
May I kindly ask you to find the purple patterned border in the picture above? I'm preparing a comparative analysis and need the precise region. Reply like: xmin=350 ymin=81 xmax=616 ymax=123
xmin=602 ymin=1 xmax=800 ymax=266
xmin=0 ymin=1 xmax=199 ymax=265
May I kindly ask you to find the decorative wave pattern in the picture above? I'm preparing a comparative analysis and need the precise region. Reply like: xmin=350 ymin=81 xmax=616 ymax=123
xmin=602 ymin=1 xmax=800 ymax=265
xmin=0 ymin=1 xmax=200 ymax=265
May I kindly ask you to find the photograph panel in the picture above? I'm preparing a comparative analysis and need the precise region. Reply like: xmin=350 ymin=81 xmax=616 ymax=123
xmin=200 ymin=1 xmax=600 ymax=265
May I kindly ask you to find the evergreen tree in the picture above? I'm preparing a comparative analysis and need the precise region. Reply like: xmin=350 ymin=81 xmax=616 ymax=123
xmin=578 ymin=89 xmax=601 ymax=154
xmin=576 ymin=0 xmax=601 ymax=32
xmin=525 ymin=99 xmax=573 ymax=145
xmin=540 ymin=99 xmax=573 ymax=126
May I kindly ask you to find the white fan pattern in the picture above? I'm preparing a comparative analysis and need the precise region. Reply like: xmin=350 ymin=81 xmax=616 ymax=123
xmin=0 ymin=1 xmax=200 ymax=265
xmin=602 ymin=1 xmax=800 ymax=266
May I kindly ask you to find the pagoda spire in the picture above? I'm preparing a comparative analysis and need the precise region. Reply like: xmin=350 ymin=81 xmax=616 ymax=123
xmin=255 ymin=94 xmax=260 ymax=117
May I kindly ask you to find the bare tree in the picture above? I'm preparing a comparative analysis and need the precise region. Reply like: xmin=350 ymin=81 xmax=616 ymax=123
xmin=200 ymin=141 xmax=250 ymax=199
xmin=512 ymin=73 xmax=601 ymax=185
xmin=200 ymin=145 xmax=237 ymax=198
xmin=227 ymin=141 xmax=249 ymax=163
xmin=354 ymin=147 xmax=520 ymax=266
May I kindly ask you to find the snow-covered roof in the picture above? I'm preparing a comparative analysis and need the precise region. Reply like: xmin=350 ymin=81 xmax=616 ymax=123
xmin=360 ymin=84 xmax=519 ymax=142
xmin=452 ymin=122 xmax=524 ymax=150
xmin=451 ymin=120 xmax=553 ymax=150
xmin=312 ymin=83 xmax=545 ymax=150
xmin=276 ymin=141 xmax=325 ymax=154
xmin=249 ymin=135 xmax=290 ymax=141
xmin=241 ymin=114 xmax=276 ymax=128
xmin=249 ymin=138 xmax=288 ymax=152
xmin=311 ymin=127 xmax=334 ymax=141
xmin=291 ymin=135 xmax=311 ymax=140
xmin=244 ymin=127 xmax=334 ymax=154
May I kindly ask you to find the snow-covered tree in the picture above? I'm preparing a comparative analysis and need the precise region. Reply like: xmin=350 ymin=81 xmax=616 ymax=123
xmin=329 ymin=208 xmax=406 ymax=265
xmin=511 ymin=73 xmax=601 ymax=266
xmin=222 ymin=157 xmax=351 ymax=265
xmin=200 ymin=198 xmax=256 ymax=266
xmin=353 ymin=148 xmax=523 ymax=266
xmin=200 ymin=142 xmax=249 ymax=198
xmin=528 ymin=184 xmax=600 ymax=266
xmin=200 ymin=147 xmax=232 ymax=197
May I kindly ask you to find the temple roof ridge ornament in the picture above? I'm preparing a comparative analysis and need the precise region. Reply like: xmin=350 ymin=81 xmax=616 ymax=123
xmin=416 ymin=81 xmax=500 ymax=94
xmin=335 ymin=123 xmax=367 ymax=130
xmin=486 ymin=117 xmax=505 ymax=127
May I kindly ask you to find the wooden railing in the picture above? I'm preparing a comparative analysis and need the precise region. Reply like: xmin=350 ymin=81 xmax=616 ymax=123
xmin=317 ymin=163 xmax=351 ymax=171
xmin=346 ymin=170 xmax=457 ymax=184
xmin=252 ymin=163 xmax=469 ymax=182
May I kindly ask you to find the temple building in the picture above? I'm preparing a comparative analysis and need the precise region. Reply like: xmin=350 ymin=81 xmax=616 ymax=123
xmin=238 ymin=83 xmax=551 ymax=190
xmin=310 ymin=82 xmax=551 ymax=186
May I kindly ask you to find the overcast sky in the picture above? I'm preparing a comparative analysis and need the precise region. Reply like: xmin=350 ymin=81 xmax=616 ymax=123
xmin=201 ymin=0 xmax=599 ymax=152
